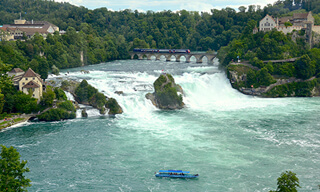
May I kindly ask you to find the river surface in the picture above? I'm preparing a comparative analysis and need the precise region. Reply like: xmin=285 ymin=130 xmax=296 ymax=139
xmin=1 ymin=58 xmax=320 ymax=191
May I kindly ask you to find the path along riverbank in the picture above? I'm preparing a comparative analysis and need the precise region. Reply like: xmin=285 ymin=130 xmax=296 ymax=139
xmin=0 ymin=114 xmax=32 ymax=131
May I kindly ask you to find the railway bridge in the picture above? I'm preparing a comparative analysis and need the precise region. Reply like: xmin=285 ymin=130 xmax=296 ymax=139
xmin=130 ymin=52 xmax=217 ymax=64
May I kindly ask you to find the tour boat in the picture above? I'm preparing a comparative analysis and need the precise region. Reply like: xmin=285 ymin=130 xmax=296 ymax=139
xmin=155 ymin=170 xmax=199 ymax=178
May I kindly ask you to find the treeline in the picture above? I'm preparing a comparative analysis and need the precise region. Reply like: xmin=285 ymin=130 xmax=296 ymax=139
xmin=2 ymin=0 xmax=320 ymax=54
xmin=0 ymin=27 xmax=128 ymax=79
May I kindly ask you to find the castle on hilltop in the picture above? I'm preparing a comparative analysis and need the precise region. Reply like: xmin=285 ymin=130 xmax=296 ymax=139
xmin=258 ymin=11 xmax=320 ymax=35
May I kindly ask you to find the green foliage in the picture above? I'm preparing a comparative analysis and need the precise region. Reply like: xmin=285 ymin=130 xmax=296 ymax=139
xmin=269 ymin=171 xmax=300 ymax=192
xmin=218 ymin=28 xmax=304 ymax=67
xmin=256 ymin=67 xmax=276 ymax=86
xmin=284 ymin=21 xmax=293 ymax=27
xmin=153 ymin=74 xmax=183 ymax=107
xmin=37 ymin=108 xmax=76 ymax=121
xmin=273 ymin=62 xmax=296 ymax=77
xmin=61 ymin=80 xmax=71 ymax=90
xmin=75 ymin=80 xmax=98 ymax=103
xmin=89 ymin=92 xmax=106 ymax=109
xmin=132 ymin=38 xmax=149 ymax=49
xmin=0 ymin=145 xmax=31 ymax=191
xmin=154 ymin=75 xmax=167 ymax=92
xmin=40 ymin=87 xmax=55 ymax=107
xmin=294 ymin=54 xmax=315 ymax=79
xmin=12 ymin=92 xmax=39 ymax=114
xmin=155 ymin=87 xmax=183 ymax=107
xmin=54 ymin=87 xmax=67 ymax=101
xmin=250 ymin=57 xmax=264 ymax=68
xmin=58 ymin=100 xmax=76 ymax=112
xmin=246 ymin=69 xmax=257 ymax=87
xmin=265 ymin=78 xmax=320 ymax=97
xmin=308 ymin=48 xmax=320 ymax=74
xmin=51 ymin=65 xmax=60 ymax=75
xmin=0 ymin=89 xmax=4 ymax=114
xmin=105 ymin=98 xmax=122 ymax=114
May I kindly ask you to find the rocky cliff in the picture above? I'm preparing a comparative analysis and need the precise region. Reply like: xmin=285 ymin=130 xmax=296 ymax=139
xmin=227 ymin=63 xmax=320 ymax=97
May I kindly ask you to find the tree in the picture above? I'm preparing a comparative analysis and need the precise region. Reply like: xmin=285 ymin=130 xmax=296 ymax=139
xmin=40 ymin=87 xmax=55 ymax=107
xmin=51 ymin=65 xmax=60 ymax=75
xmin=0 ymin=145 xmax=31 ymax=191
xmin=256 ymin=67 xmax=276 ymax=86
xmin=295 ymin=54 xmax=315 ymax=79
xmin=270 ymin=171 xmax=300 ymax=192
xmin=284 ymin=21 xmax=293 ymax=27
xmin=0 ymin=89 xmax=4 ymax=114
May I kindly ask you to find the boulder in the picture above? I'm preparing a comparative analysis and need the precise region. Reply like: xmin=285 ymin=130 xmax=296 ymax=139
xmin=105 ymin=98 xmax=123 ymax=115
xmin=146 ymin=73 xmax=184 ymax=110
xmin=114 ymin=91 xmax=124 ymax=95
xmin=81 ymin=109 xmax=88 ymax=117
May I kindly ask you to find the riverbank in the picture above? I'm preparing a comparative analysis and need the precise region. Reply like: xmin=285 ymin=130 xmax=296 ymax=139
xmin=227 ymin=62 xmax=320 ymax=97
xmin=0 ymin=114 xmax=32 ymax=131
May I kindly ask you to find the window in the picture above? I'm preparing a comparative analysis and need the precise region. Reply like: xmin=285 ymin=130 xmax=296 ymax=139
xmin=33 ymin=94 xmax=35 ymax=97
xmin=25 ymin=78 xmax=28 ymax=80
xmin=22 ymin=82 xmax=25 ymax=85
xmin=33 ymin=77 xmax=35 ymax=80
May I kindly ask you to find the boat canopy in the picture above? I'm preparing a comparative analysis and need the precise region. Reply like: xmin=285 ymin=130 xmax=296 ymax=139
xmin=159 ymin=170 xmax=190 ymax=174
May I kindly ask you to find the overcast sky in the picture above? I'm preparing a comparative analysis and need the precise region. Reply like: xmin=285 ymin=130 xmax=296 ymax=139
xmin=55 ymin=0 xmax=276 ymax=12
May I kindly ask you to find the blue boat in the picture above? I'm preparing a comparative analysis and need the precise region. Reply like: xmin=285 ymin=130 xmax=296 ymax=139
xmin=155 ymin=170 xmax=199 ymax=178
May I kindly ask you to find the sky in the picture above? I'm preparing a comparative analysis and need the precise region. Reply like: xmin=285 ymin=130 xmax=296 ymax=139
xmin=54 ymin=0 xmax=276 ymax=12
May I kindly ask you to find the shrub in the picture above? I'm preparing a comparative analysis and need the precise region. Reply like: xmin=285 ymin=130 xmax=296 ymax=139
xmin=54 ymin=87 xmax=67 ymax=101
xmin=105 ymin=98 xmax=122 ymax=114
xmin=58 ymin=100 xmax=75 ymax=112
xmin=37 ymin=108 xmax=75 ymax=121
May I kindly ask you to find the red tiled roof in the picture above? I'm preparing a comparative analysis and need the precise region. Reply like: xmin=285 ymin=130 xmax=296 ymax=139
xmin=23 ymin=68 xmax=38 ymax=78
xmin=9 ymin=68 xmax=24 ymax=73
xmin=22 ymin=80 xmax=40 ymax=88
xmin=278 ymin=16 xmax=292 ymax=23
xmin=0 ymin=27 xmax=8 ymax=31
xmin=7 ymin=27 xmax=49 ymax=36
xmin=263 ymin=14 xmax=276 ymax=23
xmin=293 ymin=13 xmax=309 ymax=19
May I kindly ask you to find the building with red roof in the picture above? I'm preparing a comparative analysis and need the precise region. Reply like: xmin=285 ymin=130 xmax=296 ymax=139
xmin=9 ymin=68 xmax=45 ymax=101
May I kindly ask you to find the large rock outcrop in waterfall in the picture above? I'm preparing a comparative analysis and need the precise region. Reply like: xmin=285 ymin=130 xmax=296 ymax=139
xmin=146 ymin=73 xmax=184 ymax=109
xmin=62 ymin=80 xmax=123 ymax=115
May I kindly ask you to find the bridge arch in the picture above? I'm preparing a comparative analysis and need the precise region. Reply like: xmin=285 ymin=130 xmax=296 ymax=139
xmin=130 ymin=52 xmax=216 ymax=64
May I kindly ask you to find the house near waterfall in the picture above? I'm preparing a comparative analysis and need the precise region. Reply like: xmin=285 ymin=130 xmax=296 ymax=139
xmin=8 ymin=68 xmax=46 ymax=101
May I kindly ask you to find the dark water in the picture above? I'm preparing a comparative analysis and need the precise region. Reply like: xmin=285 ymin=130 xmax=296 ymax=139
xmin=1 ymin=59 xmax=320 ymax=191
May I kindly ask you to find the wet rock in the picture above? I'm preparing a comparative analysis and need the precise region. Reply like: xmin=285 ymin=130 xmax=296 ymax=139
xmin=146 ymin=73 xmax=184 ymax=110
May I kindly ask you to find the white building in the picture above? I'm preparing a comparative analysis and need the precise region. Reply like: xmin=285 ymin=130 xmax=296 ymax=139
xmin=259 ymin=12 xmax=319 ymax=35
xmin=259 ymin=14 xmax=277 ymax=32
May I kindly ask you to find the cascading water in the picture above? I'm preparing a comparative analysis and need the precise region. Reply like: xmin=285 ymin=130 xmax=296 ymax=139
xmin=1 ymin=59 xmax=319 ymax=191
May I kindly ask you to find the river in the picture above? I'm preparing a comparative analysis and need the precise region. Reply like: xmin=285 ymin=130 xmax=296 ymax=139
xmin=0 ymin=58 xmax=319 ymax=191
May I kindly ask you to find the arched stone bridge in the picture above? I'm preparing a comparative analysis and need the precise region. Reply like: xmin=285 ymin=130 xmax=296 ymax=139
xmin=130 ymin=52 xmax=217 ymax=64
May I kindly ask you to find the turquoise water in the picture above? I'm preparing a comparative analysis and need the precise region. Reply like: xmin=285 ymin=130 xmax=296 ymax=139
xmin=1 ymin=59 xmax=320 ymax=191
